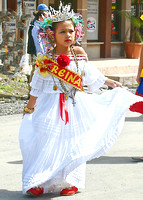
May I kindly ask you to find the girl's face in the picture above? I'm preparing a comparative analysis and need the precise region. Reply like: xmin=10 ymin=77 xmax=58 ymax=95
xmin=54 ymin=20 xmax=75 ymax=49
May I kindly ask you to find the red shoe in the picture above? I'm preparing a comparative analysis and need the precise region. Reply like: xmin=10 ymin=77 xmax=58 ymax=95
xmin=60 ymin=186 xmax=78 ymax=196
xmin=27 ymin=187 xmax=44 ymax=196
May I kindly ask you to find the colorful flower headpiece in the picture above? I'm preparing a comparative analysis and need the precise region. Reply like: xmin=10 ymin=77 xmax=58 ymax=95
xmin=37 ymin=1 xmax=85 ymax=52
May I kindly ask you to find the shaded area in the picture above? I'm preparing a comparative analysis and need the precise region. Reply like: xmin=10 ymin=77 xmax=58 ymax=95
xmin=87 ymin=156 xmax=139 ymax=165
xmin=7 ymin=160 xmax=23 ymax=165
xmin=0 ymin=190 xmax=81 ymax=200
xmin=7 ymin=156 xmax=139 ymax=166
xmin=0 ymin=190 xmax=58 ymax=200
xmin=125 ymin=114 xmax=143 ymax=122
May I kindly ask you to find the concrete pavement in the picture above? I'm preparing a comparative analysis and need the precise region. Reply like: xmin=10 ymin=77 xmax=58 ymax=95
xmin=0 ymin=111 xmax=143 ymax=200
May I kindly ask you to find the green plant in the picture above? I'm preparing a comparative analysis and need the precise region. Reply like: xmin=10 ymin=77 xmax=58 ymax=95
xmin=120 ymin=0 xmax=143 ymax=43
xmin=0 ymin=84 xmax=12 ymax=92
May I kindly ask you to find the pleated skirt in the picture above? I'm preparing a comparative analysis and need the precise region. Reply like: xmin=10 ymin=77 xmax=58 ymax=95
xmin=19 ymin=87 xmax=143 ymax=193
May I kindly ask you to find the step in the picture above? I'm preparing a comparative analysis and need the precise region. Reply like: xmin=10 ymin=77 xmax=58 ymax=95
xmin=91 ymin=58 xmax=139 ymax=75
xmin=106 ymin=73 xmax=137 ymax=86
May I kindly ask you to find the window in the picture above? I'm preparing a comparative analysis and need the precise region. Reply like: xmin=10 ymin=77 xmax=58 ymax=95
xmin=111 ymin=0 xmax=121 ymax=41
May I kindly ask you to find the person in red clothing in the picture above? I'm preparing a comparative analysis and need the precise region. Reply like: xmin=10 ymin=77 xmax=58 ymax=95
xmin=136 ymin=45 xmax=143 ymax=87
xmin=130 ymin=45 xmax=143 ymax=114
xmin=131 ymin=45 xmax=143 ymax=162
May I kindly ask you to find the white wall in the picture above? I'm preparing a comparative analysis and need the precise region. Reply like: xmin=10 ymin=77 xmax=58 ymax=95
xmin=87 ymin=42 xmax=103 ymax=59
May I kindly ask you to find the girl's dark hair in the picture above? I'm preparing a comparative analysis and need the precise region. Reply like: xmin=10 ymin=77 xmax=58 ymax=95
xmin=33 ymin=10 xmax=47 ymax=20
xmin=51 ymin=19 xmax=75 ymax=31
xmin=51 ymin=22 xmax=59 ymax=31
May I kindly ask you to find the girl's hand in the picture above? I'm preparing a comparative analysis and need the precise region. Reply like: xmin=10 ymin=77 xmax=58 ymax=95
xmin=23 ymin=106 xmax=35 ymax=116
xmin=23 ymin=95 xmax=37 ymax=116
xmin=23 ymin=111 xmax=27 ymax=116
xmin=105 ymin=79 xmax=123 ymax=89
xmin=112 ymin=81 xmax=123 ymax=88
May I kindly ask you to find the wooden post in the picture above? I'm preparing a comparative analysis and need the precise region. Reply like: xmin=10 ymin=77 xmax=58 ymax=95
xmin=38 ymin=0 xmax=49 ymax=5
xmin=77 ymin=0 xmax=87 ymax=51
xmin=99 ymin=0 xmax=112 ymax=58
xmin=7 ymin=0 xmax=17 ymax=11
xmin=121 ymin=0 xmax=131 ymax=42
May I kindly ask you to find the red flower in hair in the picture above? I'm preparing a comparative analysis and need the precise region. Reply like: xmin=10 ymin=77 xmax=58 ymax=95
xmin=57 ymin=54 xmax=70 ymax=67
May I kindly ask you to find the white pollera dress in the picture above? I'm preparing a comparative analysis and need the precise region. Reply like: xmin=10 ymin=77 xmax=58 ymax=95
xmin=19 ymin=54 xmax=143 ymax=194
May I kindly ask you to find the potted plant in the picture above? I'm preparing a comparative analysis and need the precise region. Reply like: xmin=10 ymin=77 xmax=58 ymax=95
xmin=121 ymin=0 xmax=143 ymax=58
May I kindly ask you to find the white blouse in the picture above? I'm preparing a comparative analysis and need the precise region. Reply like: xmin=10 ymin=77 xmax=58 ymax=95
xmin=30 ymin=54 xmax=107 ymax=97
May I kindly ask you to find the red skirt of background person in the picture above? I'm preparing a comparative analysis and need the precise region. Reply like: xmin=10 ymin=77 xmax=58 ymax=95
xmin=129 ymin=76 xmax=143 ymax=114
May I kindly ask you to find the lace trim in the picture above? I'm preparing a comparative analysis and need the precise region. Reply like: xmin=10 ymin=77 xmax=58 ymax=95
xmin=48 ymin=52 xmax=88 ymax=61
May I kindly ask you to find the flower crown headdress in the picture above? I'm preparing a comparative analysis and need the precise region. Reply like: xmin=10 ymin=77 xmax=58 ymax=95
xmin=37 ymin=1 xmax=85 ymax=52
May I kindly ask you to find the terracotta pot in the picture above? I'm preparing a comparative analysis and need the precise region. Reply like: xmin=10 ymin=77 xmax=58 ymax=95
xmin=124 ymin=41 xmax=142 ymax=59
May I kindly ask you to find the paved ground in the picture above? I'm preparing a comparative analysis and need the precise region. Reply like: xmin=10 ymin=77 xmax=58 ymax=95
xmin=0 ymin=111 xmax=143 ymax=200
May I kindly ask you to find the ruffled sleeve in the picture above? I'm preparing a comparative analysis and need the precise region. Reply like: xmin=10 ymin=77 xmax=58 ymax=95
xmin=82 ymin=60 xmax=108 ymax=93
xmin=29 ymin=54 xmax=108 ymax=96
xmin=29 ymin=68 xmax=48 ymax=97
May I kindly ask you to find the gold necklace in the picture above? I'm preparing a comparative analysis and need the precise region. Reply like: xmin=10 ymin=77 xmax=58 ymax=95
xmin=70 ymin=45 xmax=79 ymax=74
xmin=52 ymin=45 xmax=79 ymax=105
xmin=52 ymin=48 xmax=58 ymax=91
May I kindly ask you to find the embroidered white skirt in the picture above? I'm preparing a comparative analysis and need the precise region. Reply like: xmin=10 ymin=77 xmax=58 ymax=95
xmin=19 ymin=87 xmax=143 ymax=193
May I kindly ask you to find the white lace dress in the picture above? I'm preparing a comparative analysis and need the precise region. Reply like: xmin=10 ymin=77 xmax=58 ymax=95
xmin=19 ymin=54 xmax=143 ymax=194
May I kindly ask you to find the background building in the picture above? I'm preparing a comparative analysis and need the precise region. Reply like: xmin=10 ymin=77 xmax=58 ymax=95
xmin=0 ymin=0 xmax=136 ymax=60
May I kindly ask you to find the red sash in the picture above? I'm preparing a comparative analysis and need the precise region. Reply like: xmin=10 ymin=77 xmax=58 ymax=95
xmin=36 ymin=55 xmax=84 ymax=92
xmin=36 ymin=55 xmax=84 ymax=125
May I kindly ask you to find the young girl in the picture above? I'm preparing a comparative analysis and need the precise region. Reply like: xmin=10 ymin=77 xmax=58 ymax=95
xmin=19 ymin=2 xmax=143 ymax=196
